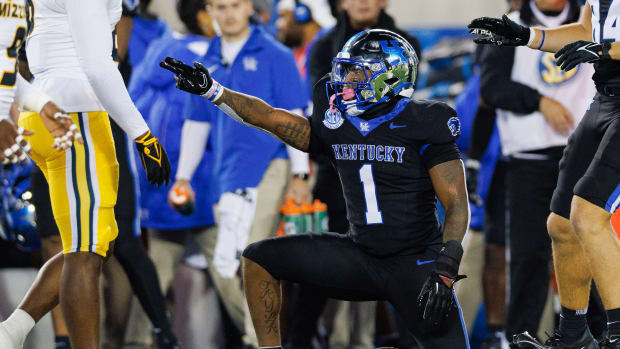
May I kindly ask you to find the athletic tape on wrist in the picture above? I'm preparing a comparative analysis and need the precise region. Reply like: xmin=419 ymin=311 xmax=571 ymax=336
xmin=23 ymin=90 xmax=53 ymax=114
xmin=527 ymin=27 xmax=536 ymax=47
xmin=203 ymin=80 xmax=224 ymax=102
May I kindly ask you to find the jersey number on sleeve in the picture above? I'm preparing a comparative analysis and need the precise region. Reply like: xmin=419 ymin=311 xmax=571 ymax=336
xmin=359 ymin=164 xmax=383 ymax=224
xmin=1 ymin=26 xmax=27 ymax=88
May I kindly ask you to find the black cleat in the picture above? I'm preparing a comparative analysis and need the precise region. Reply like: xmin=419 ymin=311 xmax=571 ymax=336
xmin=511 ymin=330 xmax=599 ymax=349
xmin=600 ymin=336 xmax=620 ymax=348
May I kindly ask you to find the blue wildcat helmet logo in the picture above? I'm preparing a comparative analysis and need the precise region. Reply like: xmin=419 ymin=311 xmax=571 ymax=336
xmin=447 ymin=117 xmax=460 ymax=137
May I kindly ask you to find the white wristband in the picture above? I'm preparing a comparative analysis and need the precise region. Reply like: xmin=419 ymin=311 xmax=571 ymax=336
xmin=22 ymin=90 xmax=53 ymax=114
xmin=527 ymin=27 xmax=536 ymax=47
xmin=202 ymin=80 xmax=224 ymax=103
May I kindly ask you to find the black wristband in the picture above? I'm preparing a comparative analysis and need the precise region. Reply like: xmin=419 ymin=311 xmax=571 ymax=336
xmin=435 ymin=240 xmax=464 ymax=278
xmin=602 ymin=41 xmax=612 ymax=60
xmin=292 ymin=173 xmax=309 ymax=181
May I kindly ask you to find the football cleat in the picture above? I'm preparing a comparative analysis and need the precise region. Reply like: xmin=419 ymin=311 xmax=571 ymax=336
xmin=511 ymin=330 xmax=599 ymax=349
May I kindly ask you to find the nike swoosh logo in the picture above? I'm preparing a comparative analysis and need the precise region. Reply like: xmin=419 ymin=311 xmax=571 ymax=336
xmin=577 ymin=45 xmax=600 ymax=59
xmin=417 ymin=259 xmax=435 ymax=266
xmin=389 ymin=122 xmax=406 ymax=129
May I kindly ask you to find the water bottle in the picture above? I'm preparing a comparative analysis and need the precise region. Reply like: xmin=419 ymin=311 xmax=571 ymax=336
xmin=169 ymin=184 xmax=194 ymax=216
xmin=312 ymin=199 xmax=328 ymax=232
xmin=281 ymin=198 xmax=303 ymax=235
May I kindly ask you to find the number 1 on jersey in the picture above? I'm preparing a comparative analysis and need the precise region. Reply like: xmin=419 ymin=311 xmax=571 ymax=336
xmin=359 ymin=164 xmax=383 ymax=224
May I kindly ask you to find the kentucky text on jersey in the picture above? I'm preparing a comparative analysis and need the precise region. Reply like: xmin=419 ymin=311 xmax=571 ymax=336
xmin=0 ymin=1 xmax=25 ymax=19
xmin=331 ymin=144 xmax=406 ymax=163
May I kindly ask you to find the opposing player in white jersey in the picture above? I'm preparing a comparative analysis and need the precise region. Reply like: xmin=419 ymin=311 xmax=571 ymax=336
xmin=0 ymin=0 xmax=171 ymax=348
xmin=470 ymin=2 xmax=620 ymax=348
xmin=0 ymin=0 xmax=79 ymax=164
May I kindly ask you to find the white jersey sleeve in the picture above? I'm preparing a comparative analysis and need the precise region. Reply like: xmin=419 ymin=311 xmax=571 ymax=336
xmin=176 ymin=120 xmax=210 ymax=181
xmin=64 ymin=0 xmax=148 ymax=139
xmin=0 ymin=0 xmax=28 ymax=121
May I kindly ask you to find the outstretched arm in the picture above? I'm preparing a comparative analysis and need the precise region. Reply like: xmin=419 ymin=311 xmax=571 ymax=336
xmin=469 ymin=3 xmax=617 ymax=71
xmin=528 ymin=1 xmax=592 ymax=53
xmin=429 ymin=159 xmax=470 ymax=243
xmin=160 ymin=57 xmax=312 ymax=152
xmin=469 ymin=2 xmax=592 ymax=53
xmin=215 ymin=89 xmax=311 ymax=151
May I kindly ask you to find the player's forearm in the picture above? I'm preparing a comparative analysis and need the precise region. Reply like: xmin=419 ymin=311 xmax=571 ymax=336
xmin=607 ymin=42 xmax=620 ymax=60
xmin=442 ymin=197 xmax=470 ymax=243
xmin=429 ymin=160 xmax=470 ymax=243
xmin=215 ymin=88 xmax=311 ymax=151
xmin=528 ymin=24 xmax=591 ymax=52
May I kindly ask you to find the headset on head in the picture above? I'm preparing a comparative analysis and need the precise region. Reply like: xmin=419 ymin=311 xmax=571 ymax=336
xmin=294 ymin=0 xmax=312 ymax=23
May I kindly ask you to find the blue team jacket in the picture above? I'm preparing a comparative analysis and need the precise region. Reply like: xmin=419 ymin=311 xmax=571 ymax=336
xmin=185 ymin=26 xmax=307 ymax=197
xmin=129 ymin=31 xmax=216 ymax=230
xmin=128 ymin=16 xmax=168 ymax=69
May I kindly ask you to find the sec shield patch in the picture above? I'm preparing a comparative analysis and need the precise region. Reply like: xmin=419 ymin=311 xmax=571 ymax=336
xmin=447 ymin=117 xmax=460 ymax=137
xmin=323 ymin=108 xmax=344 ymax=129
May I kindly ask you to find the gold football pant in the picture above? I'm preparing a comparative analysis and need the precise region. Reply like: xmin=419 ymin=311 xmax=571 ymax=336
xmin=19 ymin=111 xmax=119 ymax=257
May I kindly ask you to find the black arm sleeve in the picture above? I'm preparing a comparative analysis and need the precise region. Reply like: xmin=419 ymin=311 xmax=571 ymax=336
xmin=468 ymin=102 xmax=496 ymax=161
xmin=422 ymin=142 xmax=462 ymax=170
xmin=479 ymin=45 xmax=542 ymax=114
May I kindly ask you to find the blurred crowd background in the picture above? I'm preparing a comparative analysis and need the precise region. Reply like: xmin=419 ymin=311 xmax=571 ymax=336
xmin=2 ymin=0 xmax=620 ymax=348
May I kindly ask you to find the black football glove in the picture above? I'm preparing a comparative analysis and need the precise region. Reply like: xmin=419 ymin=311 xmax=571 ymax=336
xmin=160 ymin=56 xmax=213 ymax=95
xmin=135 ymin=131 xmax=171 ymax=187
xmin=468 ymin=15 xmax=530 ymax=46
xmin=465 ymin=158 xmax=483 ymax=206
xmin=417 ymin=240 xmax=466 ymax=328
xmin=554 ymin=40 xmax=612 ymax=71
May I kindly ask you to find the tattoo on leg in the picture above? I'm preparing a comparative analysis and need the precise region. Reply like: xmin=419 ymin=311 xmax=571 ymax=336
xmin=259 ymin=279 xmax=279 ymax=334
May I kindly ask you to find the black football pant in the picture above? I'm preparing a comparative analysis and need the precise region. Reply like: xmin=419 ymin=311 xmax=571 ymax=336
xmin=505 ymin=150 xmax=561 ymax=340
xmin=243 ymin=232 xmax=469 ymax=349
xmin=286 ymin=168 xmax=348 ymax=349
